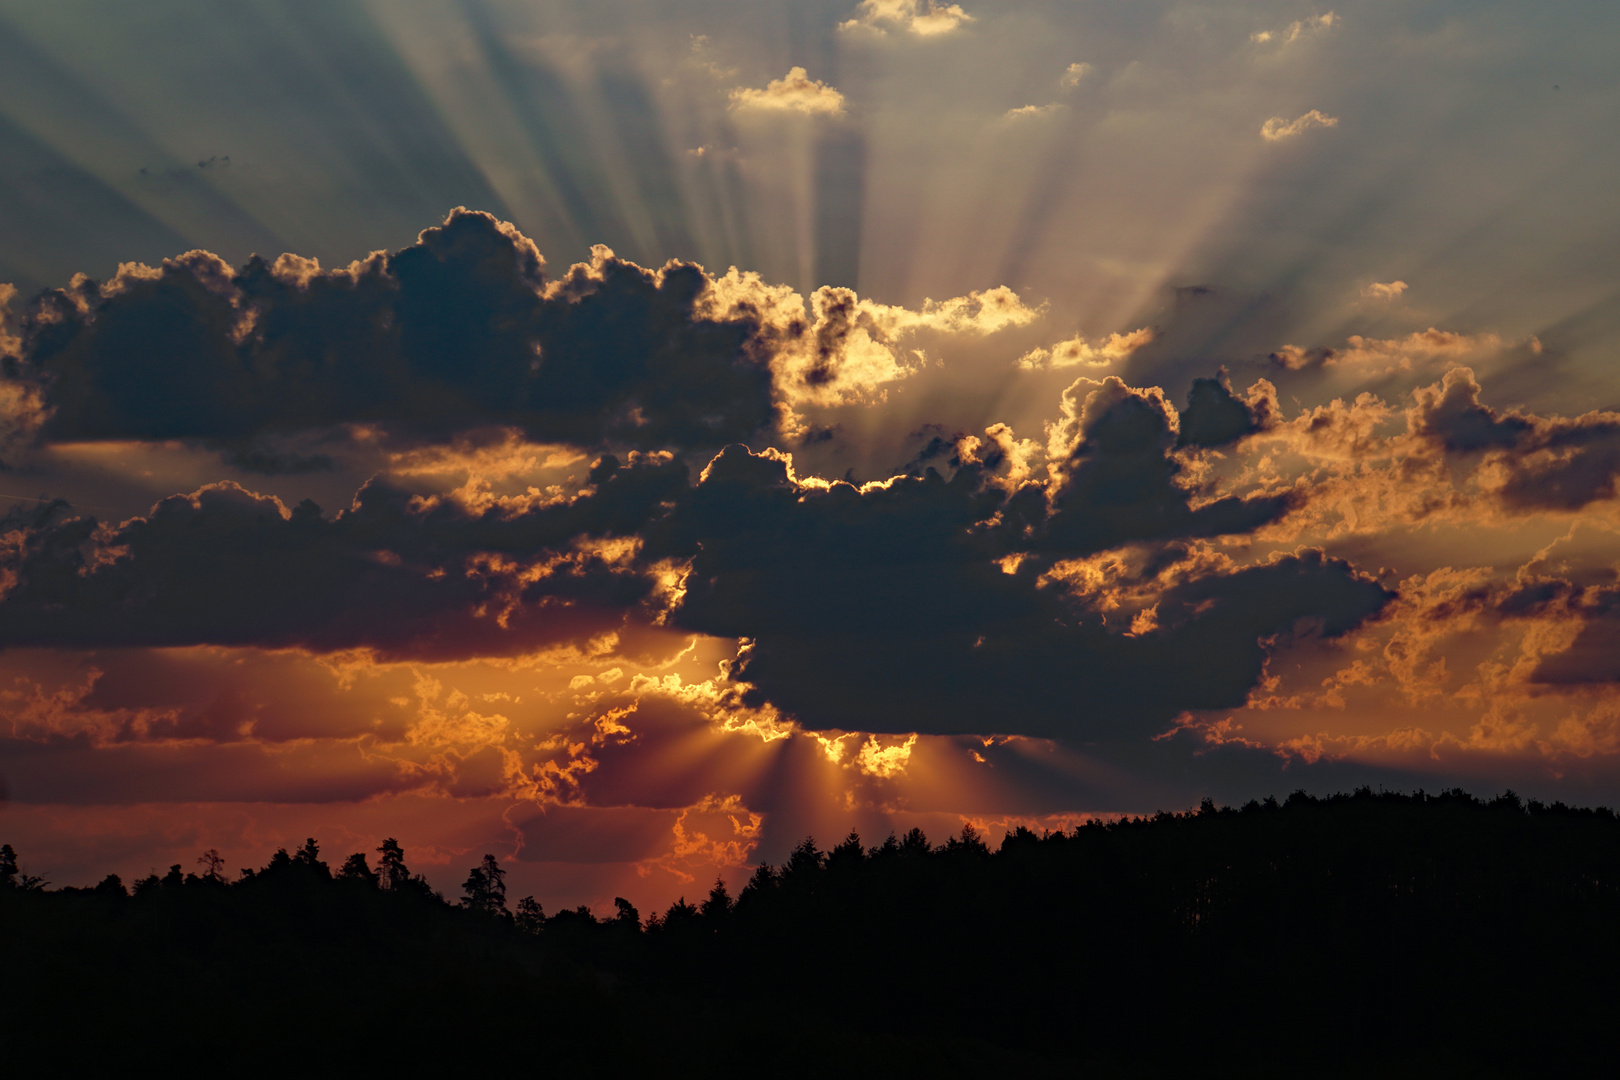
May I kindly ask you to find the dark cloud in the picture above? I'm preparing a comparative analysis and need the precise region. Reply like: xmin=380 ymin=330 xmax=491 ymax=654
xmin=1176 ymin=372 xmax=1275 ymax=448
xmin=1411 ymin=366 xmax=1535 ymax=452
xmin=0 ymin=454 xmax=689 ymax=661
xmin=1032 ymin=379 xmax=1294 ymax=554
xmin=1412 ymin=367 xmax=1620 ymax=512
xmin=0 ymin=369 xmax=1380 ymax=743
xmin=1533 ymin=614 xmax=1620 ymax=685
xmin=5 ymin=209 xmax=776 ymax=461
xmin=652 ymin=444 xmax=1389 ymax=742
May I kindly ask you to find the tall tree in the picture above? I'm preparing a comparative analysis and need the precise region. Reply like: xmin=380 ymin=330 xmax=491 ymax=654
xmin=461 ymin=854 xmax=508 ymax=917
xmin=376 ymin=838 xmax=411 ymax=891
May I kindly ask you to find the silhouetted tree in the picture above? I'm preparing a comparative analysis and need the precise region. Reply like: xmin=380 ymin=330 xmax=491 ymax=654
xmin=196 ymin=849 xmax=226 ymax=883
xmin=613 ymin=897 xmax=640 ymax=929
xmin=516 ymin=896 xmax=544 ymax=934
xmin=700 ymin=878 xmax=733 ymax=924
xmin=294 ymin=837 xmax=330 ymax=878
xmin=0 ymin=843 xmax=17 ymax=888
xmin=944 ymin=823 xmax=988 ymax=858
xmin=376 ymin=838 xmax=410 ymax=890
xmin=461 ymin=854 xmax=508 ymax=917
xmin=661 ymin=897 xmax=698 ymax=931
xmin=828 ymin=831 xmax=865 ymax=871
xmin=337 ymin=853 xmax=378 ymax=886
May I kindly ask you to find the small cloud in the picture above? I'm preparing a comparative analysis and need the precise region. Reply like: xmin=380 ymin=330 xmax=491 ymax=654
xmin=1362 ymin=280 xmax=1409 ymax=301
xmin=686 ymin=33 xmax=737 ymax=79
xmin=840 ymin=0 xmax=974 ymax=37
xmin=1059 ymin=62 xmax=1093 ymax=89
xmin=1268 ymin=344 xmax=1316 ymax=371
xmin=728 ymin=67 xmax=846 ymax=116
xmin=1017 ymin=327 xmax=1154 ymax=370
xmin=1003 ymin=103 xmax=1065 ymax=121
xmin=1252 ymin=11 xmax=1336 ymax=46
xmin=1260 ymin=109 xmax=1338 ymax=141
xmin=687 ymin=145 xmax=740 ymax=161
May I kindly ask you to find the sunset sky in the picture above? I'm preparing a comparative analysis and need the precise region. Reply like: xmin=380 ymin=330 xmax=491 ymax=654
xmin=3 ymin=0 xmax=1619 ymax=912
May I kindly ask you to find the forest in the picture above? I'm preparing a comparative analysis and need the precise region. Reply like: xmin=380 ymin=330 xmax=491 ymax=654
xmin=4 ymin=788 xmax=1618 ymax=1076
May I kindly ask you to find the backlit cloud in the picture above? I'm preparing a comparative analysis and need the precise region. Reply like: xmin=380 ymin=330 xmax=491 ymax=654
xmin=1252 ymin=12 xmax=1337 ymax=46
xmin=1017 ymin=327 xmax=1154 ymax=370
xmin=728 ymin=68 xmax=846 ymax=116
xmin=840 ymin=0 xmax=975 ymax=37
xmin=1261 ymin=109 xmax=1339 ymax=141
xmin=1059 ymin=62 xmax=1094 ymax=89
xmin=1003 ymin=103 xmax=1066 ymax=121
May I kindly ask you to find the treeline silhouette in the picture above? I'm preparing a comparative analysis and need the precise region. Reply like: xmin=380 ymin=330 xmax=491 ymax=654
xmin=5 ymin=788 xmax=1619 ymax=1076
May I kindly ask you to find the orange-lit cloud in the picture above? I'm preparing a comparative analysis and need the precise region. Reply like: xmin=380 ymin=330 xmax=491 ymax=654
xmin=1261 ymin=109 xmax=1339 ymax=141
xmin=728 ymin=68 xmax=847 ymax=116
xmin=1018 ymin=327 xmax=1154 ymax=370
xmin=840 ymin=1 xmax=975 ymax=37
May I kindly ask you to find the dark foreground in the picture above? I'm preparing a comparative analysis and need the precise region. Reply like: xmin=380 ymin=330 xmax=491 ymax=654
xmin=4 ymin=788 xmax=1617 ymax=1076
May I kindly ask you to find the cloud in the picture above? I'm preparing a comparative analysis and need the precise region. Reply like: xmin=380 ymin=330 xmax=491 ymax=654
xmin=1017 ymin=327 xmax=1153 ymax=370
xmin=1269 ymin=328 xmax=1519 ymax=377
xmin=1176 ymin=373 xmax=1279 ymax=448
xmin=626 ymin=366 xmax=1377 ymax=744
xmin=663 ymin=443 xmax=1385 ymax=740
xmin=4 ymin=210 xmax=776 ymax=460
xmin=1362 ymin=280 xmax=1409 ymax=301
xmin=1037 ymin=377 xmax=1296 ymax=554
xmin=1252 ymin=12 xmax=1337 ymax=46
xmin=727 ymin=68 xmax=846 ymax=116
xmin=1408 ymin=367 xmax=1620 ymax=512
xmin=1059 ymin=62 xmax=1093 ymax=89
xmin=1260 ymin=110 xmax=1339 ymax=141
xmin=700 ymin=273 xmax=1042 ymax=412
xmin=1003 ymin=103 xmax=1065 ymax=121
xmin=0 ymin=454 xmax=693 ymax=660
xmin=2 ymin=210 xmax=1049 ymax=464
xmin=840 ymin=1 xmax=974 ymax=37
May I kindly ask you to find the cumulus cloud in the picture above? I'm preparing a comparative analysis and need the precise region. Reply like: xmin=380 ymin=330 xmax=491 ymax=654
xmin=1252 ymin=12 xmax=1337 ymax=45
xmin=1261 ymin=109 xmax=1339 ymax=141
xmin=700 ymin=273 xmax=1042 ymax=412
xmin=2 ymin=210 xmax=776 ymax=460
xmin=0 ymin=210 xmax=1051 ymax=464
xmin=1176 ymin=373 xmax=1280 ymax=448
xmin=0 ymin=350 xmax=1395 ymax=748
xmin=0 ymin=453 xmax=692 ymax=660
xmin=840 ymin=0 xmax=974 ymax=37
xmin=727 ymin=67 xmax=846 ymax=116
xmin=1408 ymin=367 xmax=1620 ymax=512
xmin=1017 ymin=327 xmax=1153 ymax=370
xmin=652 ymin=440 xmax=1384 ymax=741
xmin=1036 ymin=377 xmax=1296 ymax=554
xmin=1362 ymin=280 xmax=1409 ymax=301
xmin=1059 ymin=62 xmax=1093 ymax=88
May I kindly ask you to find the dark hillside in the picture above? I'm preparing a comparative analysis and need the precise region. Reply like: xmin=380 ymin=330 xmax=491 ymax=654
xmin=4 ymin=789 xmax=1616 ymax=1076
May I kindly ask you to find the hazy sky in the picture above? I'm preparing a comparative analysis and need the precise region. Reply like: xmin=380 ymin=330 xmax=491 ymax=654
xmin=3 ymin=0 xmax=1619 ymax=911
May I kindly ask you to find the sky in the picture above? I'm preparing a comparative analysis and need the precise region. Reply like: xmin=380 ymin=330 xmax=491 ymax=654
xmin=3 ymin=0 xmax=1619 ymax=913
